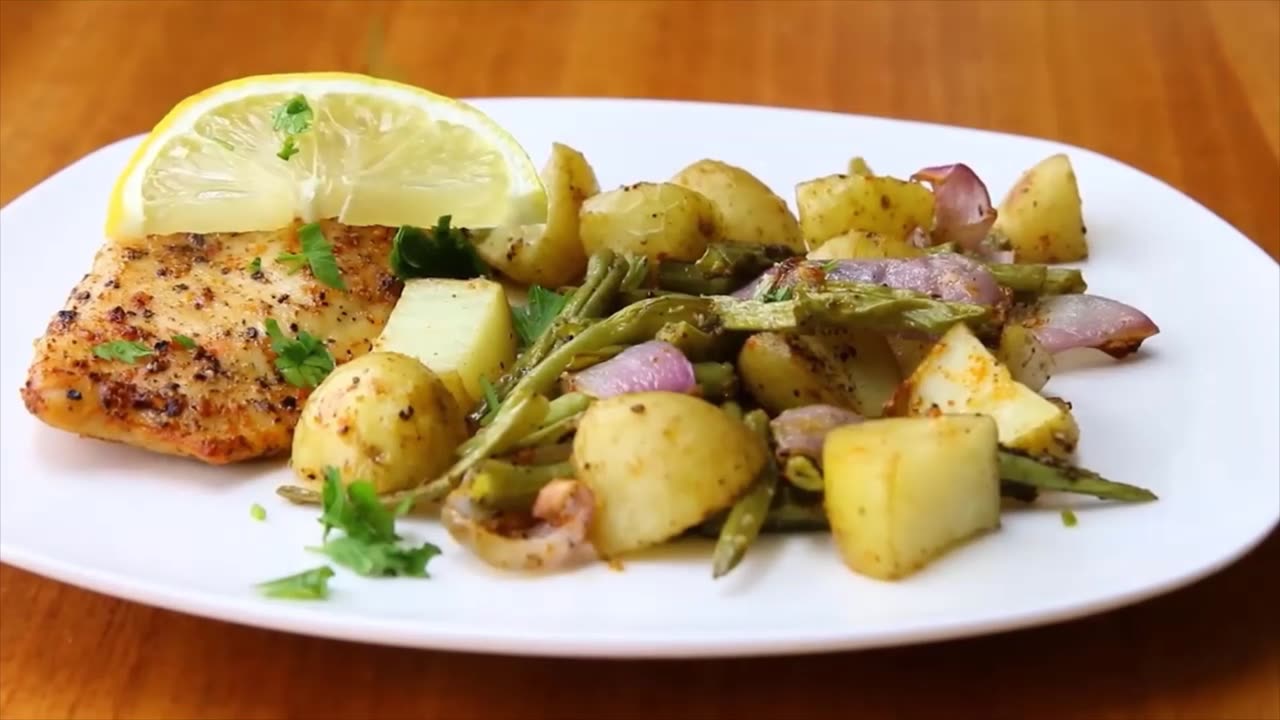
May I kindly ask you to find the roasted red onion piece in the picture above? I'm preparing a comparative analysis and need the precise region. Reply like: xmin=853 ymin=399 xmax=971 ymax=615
xmin=769 ymin=405 xmax=863 ymax=463
xmin=911 ymin=163 xmax=998 ymax=253
xmin=735 ymin=254 xmax=1004 ymax=306
xmin=442 ymin=478 xmax=596 ymax=571
xmin=1022 ymin=294 xmax=1160 ymax=358
xmin=566 ymin=340 xmax=696 ymax=398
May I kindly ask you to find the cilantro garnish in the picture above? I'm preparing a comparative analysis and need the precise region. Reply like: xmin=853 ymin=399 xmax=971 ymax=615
xmin=257 ymin=566 xmax=333 ymax=600
xmin=92 ymin=340 xmax=153 ymax=364
xmin=389 ymin=215 xmax=488 ymax=280
xmin=512 ymin=285 xmax=567 ymax=346
xmin=310 ymin=467 xmax=442 ymax=578
xmin=173 ymin=334 xmax=197 ymax=350
xmin=263 ymin=318 xmax=334 ymax=388
xmin=247 ymin=256 xmax=262 ymax=274
xmin=276 ymin=223 xmax=345 ymax=290
xmin=272 ymin=95 xmax=313 ymax=160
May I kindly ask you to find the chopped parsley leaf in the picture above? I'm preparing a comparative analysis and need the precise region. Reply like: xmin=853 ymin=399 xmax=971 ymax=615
xmin=312 ymin=467 xmax=442 ymax=577
xmin=92 ymin=340 xmax=153 ymax=364
xmin=276 ymin=223 xmax=345 ymax=290
xmin=264 ymin=318 xmax=334 ymax=388
xmin=272 ymin=95 xmax=313 ymax=161
xmin=248 ymin=256 xmax=262 ymax=274
xmin=389 ymin=215 xmax=488 ymax=280
xmin=512 ymin=286 xmax=567 ymax=346
xmin=257 ymin=565 xmax=333 ymax=600
xmin=173 ymin=334 xmax=197 ymax=350
xmin=277 ymin=136 xmax=300 ymax=161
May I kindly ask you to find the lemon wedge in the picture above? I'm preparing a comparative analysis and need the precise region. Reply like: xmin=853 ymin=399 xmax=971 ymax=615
xmin=106 ymin=72 xmax=545 ymax=238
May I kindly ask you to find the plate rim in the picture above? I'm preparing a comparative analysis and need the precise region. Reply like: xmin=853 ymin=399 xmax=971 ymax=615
xmin=1 ymin=96 xmax=1276 ymax=659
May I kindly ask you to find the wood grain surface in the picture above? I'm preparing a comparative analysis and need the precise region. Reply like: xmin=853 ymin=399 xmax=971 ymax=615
xmin=1 ymin=1 xmax=1277 ymax=718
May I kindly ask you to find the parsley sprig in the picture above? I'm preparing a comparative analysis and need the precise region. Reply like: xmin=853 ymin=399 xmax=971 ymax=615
xmin=389 ymin=215 xmax=488 ymax=280
xmin=272 ymin=95 xmax=313 ymax=161
xmin=257 ymin=566 xmax=333 ymax=600
xmin=264 ymin=318 xmax=334 ymax=388
xmin=92 ymin=340 xmax=153 ymax=364
xmin=311 ymin=467 xmax=442 ymax=577
xmin=512 ymin=285 xmax=567 ymax=346
xmin=276 ymin=222 xmax=345 ymax=290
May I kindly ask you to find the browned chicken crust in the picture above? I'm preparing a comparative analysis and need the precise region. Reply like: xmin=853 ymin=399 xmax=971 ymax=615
xmin=21 ymin=221 xmax=402 ymax=464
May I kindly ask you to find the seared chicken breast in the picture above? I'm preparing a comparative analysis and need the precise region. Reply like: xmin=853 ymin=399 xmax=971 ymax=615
xmin=21 ymin=221 xmax=402 ymax=464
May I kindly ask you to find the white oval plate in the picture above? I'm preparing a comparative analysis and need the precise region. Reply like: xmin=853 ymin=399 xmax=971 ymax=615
xmin=1 ymin=98 xmax=1276 ymax=659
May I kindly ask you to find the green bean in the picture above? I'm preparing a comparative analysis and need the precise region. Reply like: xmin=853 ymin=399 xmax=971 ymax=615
xmin=477 ymin=251 xmax=616 ymax=425
xmin=693 ymin=362 xmax=738 ymax=402
xmin=579 ymin=255 xmax=630 ymax=319
xmin=654 ymin=321 xmax=727 ymax=362
xmin=697 ymin=501 xmax=830 ymax=537
xmin=620 ymin=254 xmax=652 ymax=292
xmin=782 ymin=455 xmax=824 ymax=492
xmin=720 ymin=401 xmax=744 ymax=421
xmin=501 ymin=442 xmax=573 ymax=465
xmin=511 ymin=411 xmax=583 ymax=449
xmin=988 ymin=264 xmax=1087 ymax=295
xmin=998 ymin=449 xmax=1157 ymax=502
xmin=465 ymin=459 xmax=575 ymax=512
xmin=565 ymin=345 xmax=629 ymax=371
xmin=712 ymin=410 xmax=779 ymax=579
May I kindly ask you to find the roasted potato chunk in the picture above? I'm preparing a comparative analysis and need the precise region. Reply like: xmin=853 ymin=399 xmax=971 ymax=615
xmin=291 ymin=352 xmax=467 ymax=494
xmin=474 ymin=142 xmax=601 ymax=287
xmin=374 ymin=278 xmax=517 ymax=411
xmin=890 ymin=323 xmax=1079 ymax=459
xmin=806 ymin=230 xmax=924 ymax=260
xmin=824 ymin=415 xmax=1001 ymax=580
xmin=670 ymin=159 xmax=804 ymax=251
xmin=795 ymin=173 xmax=934 ymax=248
xmin=993 ymin=153 xmax=1088 ymax=263
xmin=572 ymin=392 xmax=765 ymax=557
xmin=738 ymin=330 xmax=900 ymax=417
xmin=579 ymin=182 xmax=721 ymax=261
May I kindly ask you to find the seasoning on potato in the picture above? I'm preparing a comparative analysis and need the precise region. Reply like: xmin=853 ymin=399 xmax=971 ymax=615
xmin=291 ymin=351 xmax=468 ymax=494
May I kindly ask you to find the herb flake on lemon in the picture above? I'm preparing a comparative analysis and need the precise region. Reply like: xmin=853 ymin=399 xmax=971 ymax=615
xmin=106 ymin=72 xmax=546 ymax=238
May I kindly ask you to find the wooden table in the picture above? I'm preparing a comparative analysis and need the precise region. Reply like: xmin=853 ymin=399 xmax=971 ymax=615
xmin=1 ymin=1 xmax=1277 ymax=717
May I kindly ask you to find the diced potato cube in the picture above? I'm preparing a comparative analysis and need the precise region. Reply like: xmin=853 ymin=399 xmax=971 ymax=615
xmin=795 ymin=173 xmax=934 ymax=248
xmin=993 ymin=153 xmax=1088 ymax=263
xmin=374 ymin=278 xmax=517 ymax=411
xmin=890 ymin=323 xmax=1079 ymax=459
xmin=824 ymin=415 xmax=1001 ymax=580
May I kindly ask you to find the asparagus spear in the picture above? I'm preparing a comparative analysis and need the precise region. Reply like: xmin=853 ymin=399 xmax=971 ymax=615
xmin=693 ymin=362 xmax=738 ymax=402
xmin=988 ymin=264 xmax=1087 ymax=295
xmin=465 ymin=459 xmax=575 ymax=511
xmin=712 ymin=410 xmax=779 ymax=579
xmin=998 ymin=450 xmax=1158 ymax=502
